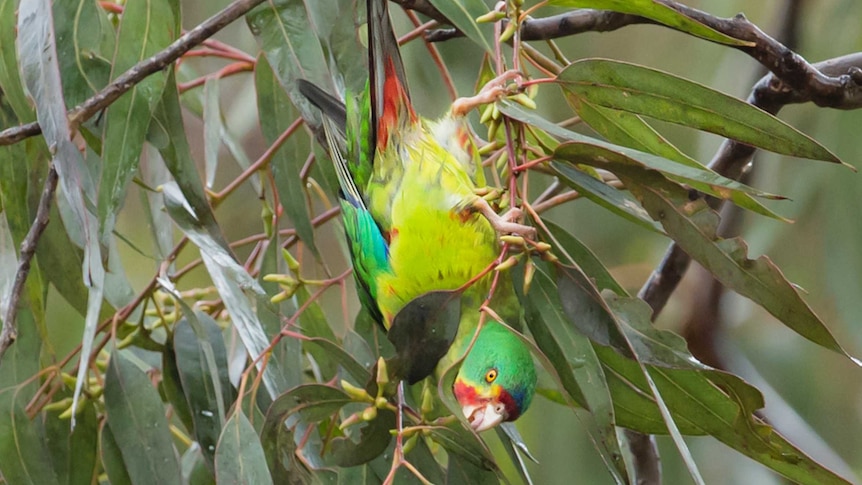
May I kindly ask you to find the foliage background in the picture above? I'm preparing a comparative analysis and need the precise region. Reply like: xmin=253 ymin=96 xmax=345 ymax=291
xmin=2 ymin=0 xmax=862 ymax=483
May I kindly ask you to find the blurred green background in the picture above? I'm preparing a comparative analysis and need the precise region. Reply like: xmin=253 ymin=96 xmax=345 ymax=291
xmin=42 ymin=0 xmax=862 ymax=483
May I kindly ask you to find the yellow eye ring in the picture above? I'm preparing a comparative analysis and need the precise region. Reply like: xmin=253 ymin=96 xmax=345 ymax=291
xmin=485 ymin=369 xmax=498 ymax=383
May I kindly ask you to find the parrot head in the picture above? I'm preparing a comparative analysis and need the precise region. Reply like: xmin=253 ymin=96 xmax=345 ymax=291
xmin=453 ymin=323 xmax=537 ymax=432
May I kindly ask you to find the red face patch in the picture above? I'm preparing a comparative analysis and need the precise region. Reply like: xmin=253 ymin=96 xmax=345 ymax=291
xmin=453 ymin=379 xmax=480 ymax=405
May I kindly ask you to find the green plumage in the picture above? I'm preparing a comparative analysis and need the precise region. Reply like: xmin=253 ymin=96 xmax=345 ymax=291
xmin=299 ymin=0 xmax=536 ymax=430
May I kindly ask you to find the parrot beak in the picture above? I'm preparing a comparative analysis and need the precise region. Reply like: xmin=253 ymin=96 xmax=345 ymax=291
xmin=462 ymin=401 xmax=507 ymax=432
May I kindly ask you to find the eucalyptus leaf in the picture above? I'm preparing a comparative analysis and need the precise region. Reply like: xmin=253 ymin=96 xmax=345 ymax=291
xmin=216 ymin=410 xmax=274 ymax=485
xmin=255 ymin=55 xmax=319 ymax=256
xmin=98 ymin=0 xmax=174 ymax=236
xmin=558 ymin=59 xmax=845 ymax=165
xmin=104 ymin=351 xmax=181 ymax=484
xmin=17 ymin=0 xmax=105 ymax=428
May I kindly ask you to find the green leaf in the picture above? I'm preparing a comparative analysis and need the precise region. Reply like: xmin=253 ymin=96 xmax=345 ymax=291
xmin=426 ymin=423 xmax=499 ymax=474
xmin=0 ymin=0 xmax=34 ymax=122
xmin=542 ymin=220 xmax=627 ymax=295
xmin=100 ymin=422 xmax=133 ymax=485
xmin=203 ymin=76 xmax=221 ymax=189
xmin=149 ymin=71 xmax=230 ymax=251
xmin=260 ymin=384 xmax=353 ymax=479
xmin=174 ymin=313 xmax=237 ymax=466
xmin=53 ymin=0 xmax=113 ymax=108
xmin=554 ymin=142 xmax=786 ymax=220
xmin=549 ymin=0 xmax=752 ymax=46
xmin=387 ymin=290 xmax=462 ymax=384
xmin=427 ymin=0 xmax=495 ymax=53
xmin=163 ymin=182 xmax=290 ymax=398
xmin=44 ymin=400 xmax=99 ymax=485
xmin=255 ymin=54 xmax=318 ymax=255
xmin=216 ymin=410 xmax=274 ymax=485
xmin=98 ymin=0 xmax=175 ymax=237
xmin=329 ymin=409 xmax=396 ymax=467
xmin=257 ymin=241 xmax=304 ymax=390
xmin=558 ymin=59 xmax=845 ymax=165
xmin=446 ymin=453 xmax=499 ymax=484
xmin=181 ymin=444 xmax=216 ymax=485
xmin=551 ymin=161 xmax=664 ymax=234
xmin=17 ymin=0 xmax=105 ymax=429
xmin=161 ymin=337 xmax=196 ymax=432
xmin=246 ymin=0 xmax=334 ymax=125
xmin=571 ymin=98 xmax=703 ymax=169
xmin=597 ymin=345 xmax=852 ymax=484
xmin=516 ymin=264 xmax=629 ymax=483
xmin=294 ymin=285 xmax=339 ymax=378
xmin=0 ymin=309 xmax=56 ymax=485
xmin=104 ymin=351 xmax=181 ymax=484
xmin=605 ymin=163 xmax=857 ymax=362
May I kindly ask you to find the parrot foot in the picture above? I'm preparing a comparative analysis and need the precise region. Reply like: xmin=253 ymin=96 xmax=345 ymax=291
xmin=473 ymin=198 xmax=536 ymax=239
xmin=451 ymin=70 xmax=523 ymax=117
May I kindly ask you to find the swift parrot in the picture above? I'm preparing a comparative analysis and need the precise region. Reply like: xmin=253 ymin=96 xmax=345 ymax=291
xmin=298 ymin=0 xmax=537 ymax=432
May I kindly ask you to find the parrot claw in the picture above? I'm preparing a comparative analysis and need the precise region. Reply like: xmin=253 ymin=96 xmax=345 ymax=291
xmin=451 ymin=70 xmax=524 ymax=117
xmin=473 ymin=198 xmax=536 ymax=240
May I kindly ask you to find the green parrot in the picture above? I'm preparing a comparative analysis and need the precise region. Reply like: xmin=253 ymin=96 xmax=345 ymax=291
xmin=298 ymin=0 xmax=536 ymax=432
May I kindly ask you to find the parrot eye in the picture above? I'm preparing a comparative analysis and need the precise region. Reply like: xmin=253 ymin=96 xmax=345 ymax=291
xmin=485 ymin=369 xmax=498 ymax=383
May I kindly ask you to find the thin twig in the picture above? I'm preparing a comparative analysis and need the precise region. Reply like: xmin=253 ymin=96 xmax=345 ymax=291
xmin=0 ymin=0 xmax=266 ymax=146
xmin=0 ymin=166 xmax=59 ymax=361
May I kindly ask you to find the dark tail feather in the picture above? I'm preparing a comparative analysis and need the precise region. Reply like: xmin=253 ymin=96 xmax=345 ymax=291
xmin=297 ymin=79 xmax=347 ymax=133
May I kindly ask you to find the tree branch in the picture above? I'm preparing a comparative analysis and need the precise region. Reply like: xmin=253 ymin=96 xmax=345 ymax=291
xmin=0 ymin=0 xmax=266 ymax=146
xmin=639 ymin=51 xmax=862 ymax=318
xmin=421 ymin=2 xmax=862 ymax=110
xmin=0 ymin=166 xmax=58 ymax=362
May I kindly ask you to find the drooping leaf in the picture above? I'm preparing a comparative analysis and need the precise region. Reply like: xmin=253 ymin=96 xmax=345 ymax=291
xmin=104 ymin=351 xmax=181 ymax=484
xmin=549 ymin=0 xmax=752 ymax=46
xmin=17 ymin=0 xmax=105 ymax=427
xmin=387 ymin=290 xmax=462 ymax=384
xmin=516 ymin=264 xmax=629 ymax=484
xmin=148 ymin=71 xmax=230 ymax=251
xmin=541 ymin=220 xmax=627 ymax=296
xmin=0 ymin=0 xmax=34 ymax=122
xmin=247 ymin=0 xmax=334 ymax=126
xmin=0 ymin=310 xmax=56 ymax=485
xmin=203 ymin=76 xmax=221 ymax=189
xmin=161 ymin=337 xmax=196 ymax=433
xmin=595 ymin=330 xmax=852 ymax=484
xmin=329 ymin=408 xmax=395 ymax=467
xmin=53 ymin=0 xmax=113 ymax=108
xmin=552 ymin=161 xmax=663 ymax=234
xmin=98 ymin=0 xmax=175 ymax=236
xmin=216 ymin=410 xmax=274 ymax=485
xmin=255 ymin=54 xmax=319 ymax=256
xmin=558 ymin=59 xmax=845 ymax=165
xmin=570 ymin=97 xmax=703 ymax=170
xmin=553 ymin=142 xmax=786 ymax=220
xmin=174 ymin=313 xmax=237 ymax=465
xmin=593 ymin=161 xmax=857 ymax=362
xmin=44 ymin=399 xmax=99 ymax=485
xmin=99 ymin=422 xmax=133 ymax=485
xmin=162 ymin=182 xmax=290 ymax=399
